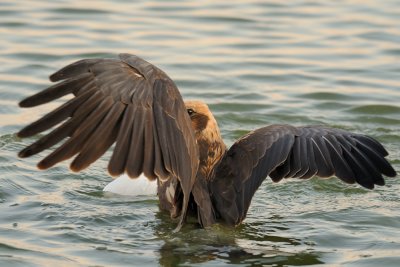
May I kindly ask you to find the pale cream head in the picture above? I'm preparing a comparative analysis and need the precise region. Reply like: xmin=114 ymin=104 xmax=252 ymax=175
xmin=184 ymin=100 xmax=216 ymax=133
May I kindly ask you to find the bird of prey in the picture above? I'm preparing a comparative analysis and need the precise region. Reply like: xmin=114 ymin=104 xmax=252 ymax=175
xmin=17 ymin=53 xmax=397 ymax=231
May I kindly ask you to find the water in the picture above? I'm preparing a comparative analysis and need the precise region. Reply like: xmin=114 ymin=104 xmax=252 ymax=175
xmin=1 ymin=0 xmax=399 ymax=266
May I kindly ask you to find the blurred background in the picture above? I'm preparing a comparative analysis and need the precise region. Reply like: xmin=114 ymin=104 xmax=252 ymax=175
xmin=0 ymin=1 xmax=399 ymax=266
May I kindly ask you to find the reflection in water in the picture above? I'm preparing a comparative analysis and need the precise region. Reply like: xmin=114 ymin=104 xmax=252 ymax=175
xmin=154 ymin=212 xmax=323 ymax=266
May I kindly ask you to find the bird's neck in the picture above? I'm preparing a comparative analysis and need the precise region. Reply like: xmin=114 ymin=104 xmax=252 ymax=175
xmin=196 ymin=120 xmax=226 ymax=180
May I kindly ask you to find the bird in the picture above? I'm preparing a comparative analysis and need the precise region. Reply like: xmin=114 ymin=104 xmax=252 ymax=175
xmin=17 ymin=53 xmax=397 ymax=231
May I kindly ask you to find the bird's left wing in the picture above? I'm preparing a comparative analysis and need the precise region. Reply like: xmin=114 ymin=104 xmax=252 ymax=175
xmin=210 ymin=124 xmax=396 ymax=226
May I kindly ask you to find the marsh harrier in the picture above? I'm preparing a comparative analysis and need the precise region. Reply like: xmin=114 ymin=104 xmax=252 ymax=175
xmin=17 ymin=54 xmax=397 ymax=231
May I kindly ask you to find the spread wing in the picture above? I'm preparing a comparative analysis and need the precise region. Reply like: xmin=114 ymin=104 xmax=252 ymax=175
xmin=17 ymin=53 xmax=199 ymax=230
xmin=210 ymin=124 xmax=396 ymax=226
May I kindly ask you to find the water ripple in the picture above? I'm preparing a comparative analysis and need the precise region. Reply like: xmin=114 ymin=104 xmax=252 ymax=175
xmin=347 ymin=104 xmax=400 ymax=115
xmin=0 ymin=0 xmax=399 ymax=266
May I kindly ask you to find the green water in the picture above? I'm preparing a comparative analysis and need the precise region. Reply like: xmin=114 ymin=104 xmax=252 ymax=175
xmin=1 ymin=1 xmax=399 ymax=266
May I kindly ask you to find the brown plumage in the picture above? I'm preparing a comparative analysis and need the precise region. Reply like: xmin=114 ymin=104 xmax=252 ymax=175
xmin=17 ymin=53 xmax=397 ymax=230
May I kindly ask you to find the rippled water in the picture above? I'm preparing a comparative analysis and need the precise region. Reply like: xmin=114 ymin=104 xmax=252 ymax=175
xmin=1 ymin=1 xmax=399 ymax=266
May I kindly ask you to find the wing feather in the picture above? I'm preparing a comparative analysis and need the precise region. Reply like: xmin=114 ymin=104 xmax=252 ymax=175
xmin=18 ymin=53 xmax=198 ymax=231
xmin=19 ymin=73 xmax=93 ymax=108
xmin=296 ymin=136 xmax=310 ymax=178
xmin=353 ymin=135 xmax=388 ymax=157
xmin=125 ymin=105 xmax=145 ymax=178
xmin=323 ymin=135 xmax=355 ymax=183
xmin=310 ymin=136 xmax=334 ymax=177
xmin=18 ymin=87 xmax=95 ymax=138
xmin=353 ymin=138 xmax=396 ymax=177
xmin=37 ymin=96 xmax=114 ymax=169
xmin=49 ymin=58 xmax=105 ymax=82
xmin=286 ymin=135 xmax=301 ymax=178
xmin=299 ymin=138 xmax=317 ymax=179
xmin=71 ymin=102 xmax=125 ymax=172
xmin=108 ymin=104 xmax=136 ymax=176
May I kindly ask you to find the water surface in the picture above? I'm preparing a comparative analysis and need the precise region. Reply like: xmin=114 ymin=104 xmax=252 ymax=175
xmin=1 ymin=1 xmax=399 ymax=266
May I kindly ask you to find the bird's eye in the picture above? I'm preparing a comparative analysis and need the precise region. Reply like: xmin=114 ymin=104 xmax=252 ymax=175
xmin=187 ymin=108 xmax=195 ymax=116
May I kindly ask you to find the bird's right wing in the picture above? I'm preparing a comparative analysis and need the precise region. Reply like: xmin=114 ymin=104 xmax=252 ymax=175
xmin=17 ymin=53 xmax=199 ymax=231
xmin=210 ymin=125 xmax=396 ymax=226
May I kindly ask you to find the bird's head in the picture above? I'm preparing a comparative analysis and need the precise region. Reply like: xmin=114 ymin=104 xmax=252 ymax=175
xmin=184 ymin=100 xmax=226 ymax=176
xmin=184 ymin=100 xmax=219 ymax=136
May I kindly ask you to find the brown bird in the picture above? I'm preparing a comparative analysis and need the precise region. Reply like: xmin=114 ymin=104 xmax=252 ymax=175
xmin=17 ymin=53 xmax=397 ymax=231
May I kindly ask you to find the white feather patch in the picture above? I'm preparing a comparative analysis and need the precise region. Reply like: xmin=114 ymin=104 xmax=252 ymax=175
xmin=103 ymin=174 xmax=157 ymax=196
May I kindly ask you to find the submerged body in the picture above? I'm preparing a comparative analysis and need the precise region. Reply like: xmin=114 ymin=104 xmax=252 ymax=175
xmin=17 ymin=53 xmax=397 ymax=230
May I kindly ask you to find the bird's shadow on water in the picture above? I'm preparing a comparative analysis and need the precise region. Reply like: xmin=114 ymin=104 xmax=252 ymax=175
xmin=152 ymin=211 xmax=324 ymax=267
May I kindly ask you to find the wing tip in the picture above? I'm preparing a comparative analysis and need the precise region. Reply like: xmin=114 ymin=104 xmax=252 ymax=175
xmin=384 ymin=165 xmax=397 ymax=178
xmin=70 ymin=161 xmax=87 ymax=173
xmin=16 ymin=126 xmax=37 ymax=138
xmin=69 ymin=166 xmax=80 ymax=173
xmin=107 ymin=165 xmax=117 ymax=176
xmin=118 ymin=53 xmax=133 ymax=60
xmin=126 ymin=168 xmax=140 ymax=179
xmin=365 ymin=183 xmax=375 ymax=190
xmin=37 ymin=160 xmax=50 ymax=170
xmin=18 ymin=99 xmax=28 ymax=108
xmin=19 ymin=97 xmax=36 ymax=108
xmin=16 ymin=130 xmax=24 ymax=139
xmin=375 ymin=179 xmax=385 ymax=186
xmin=107 ymin=165 xmax=124 ymax=178
xmin=18 ymin=148 xmax=32 ymax=158
xmin=49 ymin=72 xmax=64 ymax=82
